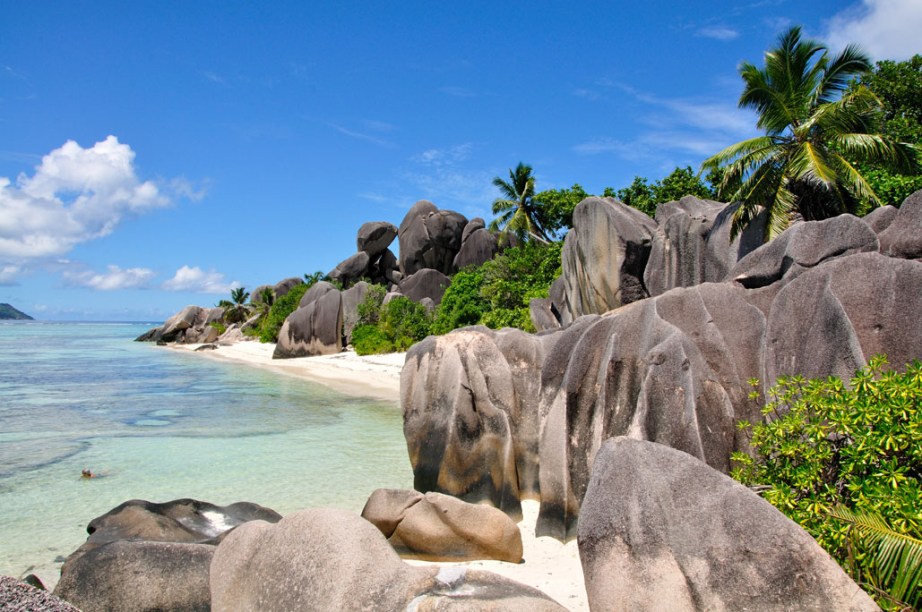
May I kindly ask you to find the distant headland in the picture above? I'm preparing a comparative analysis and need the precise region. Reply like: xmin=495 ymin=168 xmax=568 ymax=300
xmin=0 ymin=304 xmax=33 ymax=320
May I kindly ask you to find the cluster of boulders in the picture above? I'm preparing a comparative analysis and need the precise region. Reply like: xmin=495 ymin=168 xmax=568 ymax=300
xmin=36 ymin=492 xmax=561 ymax=611
xmin=402 ymin=190 xmax=922 ymax=540
xmin=275 ymin=201 xmax=506 ymax=359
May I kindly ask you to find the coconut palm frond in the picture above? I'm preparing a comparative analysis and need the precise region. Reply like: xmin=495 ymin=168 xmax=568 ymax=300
xmin=830 ymin=506 xmax=922 ymax=609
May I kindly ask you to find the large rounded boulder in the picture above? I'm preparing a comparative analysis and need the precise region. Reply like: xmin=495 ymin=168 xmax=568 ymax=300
xmin=578 ymin=437 xmax=878 ymax=611
xmin=356 ymin=221 xmax=398 ymax=259
xmin=398 ymin=200 xmax=469 ymax=276
xmin=275 ymin=288 xmax=344 ymax=358
xmin=210 ymin=507 xmax=566 ymax=611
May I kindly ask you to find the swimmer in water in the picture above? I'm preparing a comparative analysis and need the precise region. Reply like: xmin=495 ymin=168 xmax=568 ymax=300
xmin=81 ymin=469 xmax=94 ymax=479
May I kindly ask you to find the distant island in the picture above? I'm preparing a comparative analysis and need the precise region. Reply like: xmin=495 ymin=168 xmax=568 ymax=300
xmin=0 ymin=303 xmax=33 ymax=320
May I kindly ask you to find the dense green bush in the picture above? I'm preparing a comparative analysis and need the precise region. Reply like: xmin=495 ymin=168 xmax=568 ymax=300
xmin=351 ymin=323 xmax=394 ymax=355
xmin=256 ymin=282 xmax=310 ymax=343
xmin=430 ymin=268 xmax=485 ymax=334
xmin=352 ymin=293 xmax=433 ymax=355
xmin=478 ymin=241 xmax=562 ymax=332
xmin=732 ymin=356 xmax=922 ymax=609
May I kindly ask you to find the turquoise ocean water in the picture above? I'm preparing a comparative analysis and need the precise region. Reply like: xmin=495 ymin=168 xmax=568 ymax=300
xmin=0 ymin=321 xmax=413 ymax=586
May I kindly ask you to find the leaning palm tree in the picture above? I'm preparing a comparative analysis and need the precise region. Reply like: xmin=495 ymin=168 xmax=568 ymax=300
xmin=221 ymin=286 xmax=251 ymax=324
xmin=701 ymin=26 xmax=918 ymax=241
xmin=489 ymin=162 xmax=551 ymax=243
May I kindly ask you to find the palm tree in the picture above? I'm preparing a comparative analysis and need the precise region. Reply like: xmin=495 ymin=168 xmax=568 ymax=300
xmin=702 ymin=26 xmax=918 ymax=241
xmin=221 ymin=287 xmax=251 ymax=324
xmin=489 ymin=162 xmax=551 ymax=243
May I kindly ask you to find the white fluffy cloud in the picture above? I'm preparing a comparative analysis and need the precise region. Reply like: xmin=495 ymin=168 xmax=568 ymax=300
xmin=63 ymin=265 xmax=156 ymax=290
xmin=0 ymin=136 xmax=170 ymax=262
xmin=824 ymin=0 xmax=922 ymax=60
xmin=162 ymin=265 xmax=239 ymax=294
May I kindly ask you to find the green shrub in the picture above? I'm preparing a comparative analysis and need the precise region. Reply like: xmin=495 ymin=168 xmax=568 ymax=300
xmin=431 ymin=268 xmax=485 ymax=334
xmin=478 ymin=241 xmax=561 ymax=332
xmin=209 ymin=321 xmax=227 ymax=336
xmin=379 ymin=296 xmax=432 ymax=351
xmin=257 ymin=282 xmax=310 ymax=343
xmin=356 ymin=284 xmax=386 ymax=327
xmin=732 ymin=356 xmax=922 ymax=609
xmin=351 ymin=324 xmax=394 ymax=355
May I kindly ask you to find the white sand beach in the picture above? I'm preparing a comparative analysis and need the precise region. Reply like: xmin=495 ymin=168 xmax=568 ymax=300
xmin=175 ymin=340 xmax=588 ymax=611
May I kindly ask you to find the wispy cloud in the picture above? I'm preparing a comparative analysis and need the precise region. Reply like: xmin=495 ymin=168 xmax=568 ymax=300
xmin=696 ymin=26 xmax=740 ymax=41
xmin=63 ymin=264 xmax=156 ymax=290
xmin=329 ymin=123 xmax=396 ymax=148
xmin=162 ymin=265 xmax=239 ymax=294
xmin=203 ymin=70 xmax=227 ymax=85
xmin=439 ymin=86 xmax=478 ymax=98
xmin=823 ymin=0 xmax=922 ymax=60
xmin=572 ymin=85 xmax=755 ymax=167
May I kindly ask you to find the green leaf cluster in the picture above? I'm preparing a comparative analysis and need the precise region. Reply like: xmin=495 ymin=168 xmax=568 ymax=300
xmin=604 ymin=166 xmax=717 ymax=218
xmin=255 ymin=282 xmax=310 ymax=343
xmin=430 ymin=241 xmax=562 ymax=334
xmin=352 ymin=295 xmax=433 ymax=355
xmin=732 ymin=356 xmax=922 ymax=609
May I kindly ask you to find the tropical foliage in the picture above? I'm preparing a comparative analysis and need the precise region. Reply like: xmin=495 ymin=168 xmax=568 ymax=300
xmin=702 ymin=26 xmax=918 ymax=241
xmin=490 ymin=162 xmax=552 ymax=243
xmin=255 ymin=282 xmax=310 ymax=343
xmin=732 ymin=356 xmax=922 ymax=609
xmin=352 ymin=295 xmax=433 ymax=355
xmin=606 ymin=166 xmax=717 ymax=218
xmin=218 ymin=286 xmax=251 ymax=324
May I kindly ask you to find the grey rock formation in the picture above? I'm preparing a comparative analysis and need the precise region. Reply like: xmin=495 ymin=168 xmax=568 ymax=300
xmin=536 ymin=282 xmax=765 ymax=538
xmin=298 ymin=280 xmax=339 ymax=309
xmin=453 ymin=219 xmax=499 ymax=271
xmin=727 ymin=214 xmax=879 ymax=290
xmin=766 ymin=251 xmax=922 ymax=384
xmin=401 ymin=327 xmax=557 ymax=517
xmin=378 ymin=248 xmax=401 ymax=285
xmin=341 ymin=281 xmax=370 ymax=345
xmin=275 ymin=289 xmax=344 ymax=358
xmin=398 ymin=200 xmax=469 ymax=275
xmin=863 ymin=204 xmax=899 ymax=234
xmin=529 ymin=298 xmax=560 ymax=332
xmin=398 ymin=268 xmax=452 ymax=305
xmin=55 ymin=541 xmax=214 ymax=612
xmin=560 ymin=197 xmax=657 ymax=317
xmin=578 ymin=437 xmax=878 ymax=612
xmin=327 ymin=252 xmax=371 ymax=287
xmin=878 ymin=188 xmax=922 ymax=259
xmin=273 ymin=276 xmax=304 ymax=298
xmin=54 ymin=498 xmax=279 ymax=612
xmin=210 ymin=507 xmax=566 ymax=611
xmin=357 ymin=221 xmax=398 ymax=258
xmin=644 ymin=197 xmax=765 ymax=296
xmin=137 ymin=305 xmax=226 ymax=344
xmin=362 ymin=489 xmax=523 ymax=563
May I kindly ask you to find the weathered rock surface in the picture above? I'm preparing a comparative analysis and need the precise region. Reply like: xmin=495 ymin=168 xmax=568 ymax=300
xmin=54 ymin=498 xmax=280 ymax=612
xmin=766 ymin=251 xmax=922 ymax=384
xmin=453 ymin=219 xmax=499 ymax=271
xmin=341 ymin=281 xmax=370 ymax=344
xmin=327 ymin=251 xmax=371 ymax=287
xmin=578 ymin=437 xmax=878 ymax=612
xmin=560 ymin=197 xmax=657 ymax=318
xmin=273 ymin=276 xmax=304 ymax=298
xmin=55 ymin=540 xmax=214 ymax=612
xmin=210 ymin=507 xmax=566 ymax=611
xmin=298 ymin=280 xmax=340 ymax=309
xmin=399 ymin=268 xmax=452 ymax=305
xmin=644 ymin=196 xmax=764 ymax=296
xmin=529 ymin=298 xmax=560 ymax=331
xmin=401 ymin=328 xmax=557 ymax=517
xmin=536 ymin=282 xmax=765 ymax=538
xmin=357 ymin=221 xmax=398 ymax=258
xmin=398 ymin=200 xmax=469 ymax=276
xmin=862 ymin=204 xmax=899 ymax=234
xmin=137 ymin=305 xmax=223 ymax=344
xmin=0 ymin=576 xmax=79 ymax=612
xmin=878 ymin=188 xmax=922 ymax=259
xmin=275 ymin=289 xmax=344 ymax=358
xmin=362 ymin=489 xmax=523 ymax=562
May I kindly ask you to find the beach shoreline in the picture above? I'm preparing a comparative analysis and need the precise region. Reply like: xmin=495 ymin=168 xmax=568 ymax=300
xmin=168 ymin=340 xmax=405 ymax=404
xmin=167 ymin=339 xmax=589 ymax=611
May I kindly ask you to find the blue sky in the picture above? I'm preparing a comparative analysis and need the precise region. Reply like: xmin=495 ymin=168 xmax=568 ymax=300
xmin=1 ymin=0 xmax=919 ymax=321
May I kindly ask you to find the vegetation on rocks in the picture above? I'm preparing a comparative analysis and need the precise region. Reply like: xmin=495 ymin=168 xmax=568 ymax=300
xmin=352 ymin=295 xmax=432 ymax=355
xmin=732 ymin=356 xmax=922 ymax=609
xmin=255 ymin=282 xmax=310 ymax=343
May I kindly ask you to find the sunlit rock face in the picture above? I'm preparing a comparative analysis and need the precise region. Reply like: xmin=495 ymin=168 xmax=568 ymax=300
xmin=398 ymin=200 xmax=468 ymax=276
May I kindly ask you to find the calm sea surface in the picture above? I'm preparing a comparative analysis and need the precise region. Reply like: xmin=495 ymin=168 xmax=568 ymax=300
xmin=0 ymin=321 xmax=412 ymax=586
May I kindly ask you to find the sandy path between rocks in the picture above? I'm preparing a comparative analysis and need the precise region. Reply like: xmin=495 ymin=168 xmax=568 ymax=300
xmin=171 ymin=341 xmax=589 ymax=611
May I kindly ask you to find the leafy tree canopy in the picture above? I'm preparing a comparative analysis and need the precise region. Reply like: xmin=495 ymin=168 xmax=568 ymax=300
xmin=490 ymin=162 xmax=552 ymax=243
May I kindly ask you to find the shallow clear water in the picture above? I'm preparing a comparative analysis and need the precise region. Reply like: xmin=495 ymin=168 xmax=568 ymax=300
xmin=0 ymin=321 xmax=412 ymax=586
